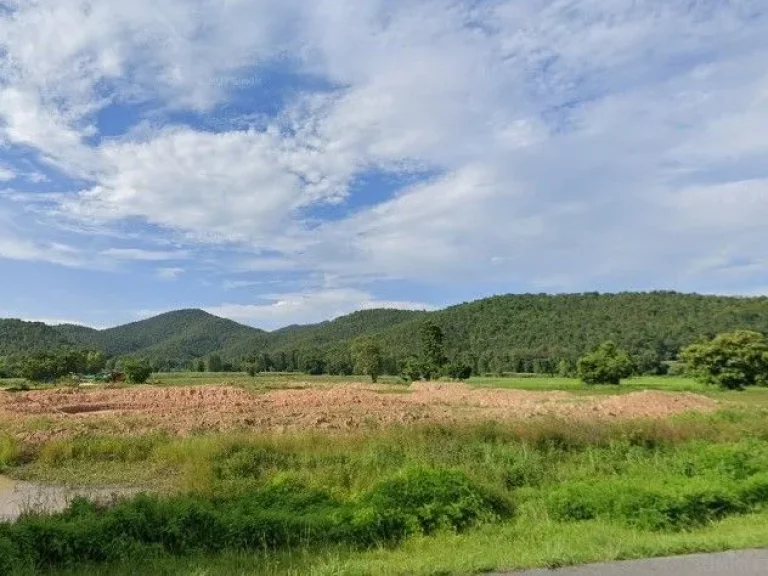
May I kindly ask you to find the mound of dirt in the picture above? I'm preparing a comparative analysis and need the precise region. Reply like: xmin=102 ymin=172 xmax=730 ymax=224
xmin=0 ymin=383 xmax=717 ymax=442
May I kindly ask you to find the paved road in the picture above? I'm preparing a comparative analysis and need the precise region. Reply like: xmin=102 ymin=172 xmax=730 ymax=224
xmin=495 ymin=549 xmax=768 ymax=575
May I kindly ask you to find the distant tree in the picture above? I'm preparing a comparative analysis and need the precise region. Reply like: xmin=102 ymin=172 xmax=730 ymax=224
xmin=401 ymin=356 xmax=424 ymax=382
xmin=84 ymin=350 xmax=106 ymax=374
xmin=194 ymin=358 xmax=205 ymax=372
xmin=558 ymin=359 xmax=574 ymax=377
xmin=206 ymin=354 xmax=223 ymax=373
xmin=577 ymin=341 xmax=634 ymax=385
xmin=680 ymin=330 xmax=768 ymax=390
xmin=122 ymin=359 xmax=152 ymax=384
xmin=633 ymin=350 xmax=668 ymax=376
xmin=300 ymin=348 xmax=326 ymax=375
xmin=420 ymin=321 xmax=446 ymax=380
xmin=351 ymin=337 xmax=383 ymax=383
xmin=444 ymin=361 xmax=472 ymax=380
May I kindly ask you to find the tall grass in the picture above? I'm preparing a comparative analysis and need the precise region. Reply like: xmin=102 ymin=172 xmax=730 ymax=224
xmin=5 ymin=408 xmax=768 ymax=574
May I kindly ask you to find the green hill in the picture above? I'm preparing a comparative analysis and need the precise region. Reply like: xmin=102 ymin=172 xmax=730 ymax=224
xmin=0 ymin=319 xmax=75 ymax=355
xmin=59 ymin=309 xmax=263 ymax=368
xmin=374 ymin=291 xmax=768 ymax=373
xmin=4 ymin=292 xmax=768 ymax=374
xmin=224 ymin=308 xmax=425 ymax=359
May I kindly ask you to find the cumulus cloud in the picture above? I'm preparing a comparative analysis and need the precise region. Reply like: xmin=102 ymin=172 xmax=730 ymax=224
xmin=2 ymin=0 xmax=768 ymax=323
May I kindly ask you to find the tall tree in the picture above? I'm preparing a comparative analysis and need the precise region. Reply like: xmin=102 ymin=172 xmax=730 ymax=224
xmin=206 ymin=354 xmax=223 ymax=373
xmin=352 ymin=337 xmax=383 ymax=383
xmin=420 ymin=321 xmax=446 ymax=380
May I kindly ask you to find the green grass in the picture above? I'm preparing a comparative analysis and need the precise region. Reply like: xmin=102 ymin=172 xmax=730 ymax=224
xmin=4 ymin=375 xmax=768 ymax=574
xmin=468 ymin=375 xmax=706 ymax=393
xmin=2 ymin=407 xmax=768 ymax=574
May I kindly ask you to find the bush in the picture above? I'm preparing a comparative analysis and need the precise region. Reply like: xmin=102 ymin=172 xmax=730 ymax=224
xmin=547 ymin=474 xmax=768 ymax=531
xmin=444 ymin=362 xmax=473 ymax=380
xmin=0 ymin=468 xmax=511 ymax=572
xmin=122 ymin=359 xmax=152 ymax=384
xmin=355 ymin=468 xmax=513 ymax=541
xmin=681 ymin=330 xmax=768 ymax=389
xmin=577 ymin=341 xmax=634 ymax=385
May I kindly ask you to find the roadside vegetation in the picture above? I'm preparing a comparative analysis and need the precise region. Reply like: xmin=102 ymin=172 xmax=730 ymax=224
xmin=2 ymin=402 xmax=768 ymax=574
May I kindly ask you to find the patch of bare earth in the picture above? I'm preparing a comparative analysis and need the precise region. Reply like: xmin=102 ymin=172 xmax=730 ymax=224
xmin=0 ymin=383 xmax=717 ymax=442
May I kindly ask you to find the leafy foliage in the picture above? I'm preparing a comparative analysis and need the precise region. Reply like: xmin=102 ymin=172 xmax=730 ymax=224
xmin=6 ymin=292 xmax=768 ymax=377
xmin=681 ymin=330 xmax=768 ymax=389
xmin=0 ymin=469 xmax=509 ymax=572
xmin=0 ymin=319 xmax=75 ymax=356
xmin=420 ymin=321 xmax=447 ymax=380
xmin=351 ymin=337 xmax=383 ymax=383
xmin=122 ymin=359 xmax=153 ymax=384
xmin=577 ymin=341 xmax=634 ymax=385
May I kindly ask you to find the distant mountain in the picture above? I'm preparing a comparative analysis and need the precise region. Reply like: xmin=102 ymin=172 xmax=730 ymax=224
xmin=224 ymin=308 xmax=426 ymax=358
xmin=4 ymin=292 xmax=768 ymax=374
xmin=372 ymin=291 xmax=768 ymax=371
xmin=58 ymin=309 xmax=263 ymax=366
xmin=0 ymin=319 xmax=75 ymax=355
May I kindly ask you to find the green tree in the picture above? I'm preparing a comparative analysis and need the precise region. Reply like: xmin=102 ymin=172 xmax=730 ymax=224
xmin=420 ymin=321 xmax=446 ymax=380
xmin=195 ymin=358 xmax=206 ymax=372
xmin=680 ymin=330 xmax=768 ymax=390
xmin=351 ymin=337 xmax=382 ymax=383
xmin=206 ymin=354 xmax=223 ymax=373
xmin=401 ymin=357 xmax=424 ymax=382
xmin=122 ymin=359 xmax=152 ymax=384
xmin=557 ymin=359 xmax=574 ymax=377
xmin=577 ymin=341 xmax=634 ymax=385
xmin=444 ymin=361 xmax=472 ymax=380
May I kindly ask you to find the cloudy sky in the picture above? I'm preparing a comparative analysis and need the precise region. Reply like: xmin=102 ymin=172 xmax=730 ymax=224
xmin=0 ymin=1 xmax=766 ymax=329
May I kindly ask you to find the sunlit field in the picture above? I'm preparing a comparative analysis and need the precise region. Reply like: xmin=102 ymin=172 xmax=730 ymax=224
xmin=2 ymin=374 xmax=768 ymax=575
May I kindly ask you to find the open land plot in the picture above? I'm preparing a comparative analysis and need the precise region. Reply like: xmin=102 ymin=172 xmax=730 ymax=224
xmin=0 ymin=380 xmax=719 ymax=443
xmin=2 ymin=377 xmax=768 ymax=576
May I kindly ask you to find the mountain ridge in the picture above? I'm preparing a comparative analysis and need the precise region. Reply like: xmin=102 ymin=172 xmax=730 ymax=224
xmin=2 ymin=292 xmax=768 ymax=373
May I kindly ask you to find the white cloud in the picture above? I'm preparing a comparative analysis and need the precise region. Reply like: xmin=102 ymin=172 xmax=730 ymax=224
xmin=61 ymin=126 xmax=351 ymax=245
xmin=0 ymin=235 xmax=84 ymax=268
xmin=156 ymin=267 xmax=185 ymax=280
xmin=0 ymin=167 xmax=16 ymax=182
xmin=206 ymin=288 xmax=432 ymax=329
xmin=100 ymin=247 xmax=189 ymax=261
xmin=2 ymin=0 xmax=768 ymax=314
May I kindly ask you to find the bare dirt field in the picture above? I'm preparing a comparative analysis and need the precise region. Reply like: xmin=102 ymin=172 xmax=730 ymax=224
xmin=0 ymin=382 xmax=718 ymax=442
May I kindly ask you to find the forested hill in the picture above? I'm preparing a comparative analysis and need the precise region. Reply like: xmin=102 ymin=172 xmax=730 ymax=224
xmin=376 ymin=292 xmax=768 ymax=373
xmin=57 ymin=309 xmax=263 ymax=368
xmin=224 ymin=309 xmax=427 ymax=359
xmin=3 ymin=292 xmax=768 ymax=372
xmin=0 ymin=319 xmax=76 ymax=355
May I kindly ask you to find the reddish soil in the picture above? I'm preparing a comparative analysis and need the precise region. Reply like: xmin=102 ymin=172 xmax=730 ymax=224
xmin=0 ymin=383 xmax=718 ymax=442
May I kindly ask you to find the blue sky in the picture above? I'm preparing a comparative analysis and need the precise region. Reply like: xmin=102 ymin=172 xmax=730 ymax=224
xmin=1 ymin=0 xmax=767 ymax=330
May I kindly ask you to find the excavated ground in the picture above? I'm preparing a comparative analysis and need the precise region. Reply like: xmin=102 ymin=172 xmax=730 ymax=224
xmin=0 ymin=382 xmax=718 ymax=442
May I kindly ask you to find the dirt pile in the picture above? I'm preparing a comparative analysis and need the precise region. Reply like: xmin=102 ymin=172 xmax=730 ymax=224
xmin=0 ymin=383 xmax=718 ymax=441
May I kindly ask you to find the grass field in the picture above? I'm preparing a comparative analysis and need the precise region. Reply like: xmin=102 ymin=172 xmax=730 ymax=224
xmin=1 ymin=374 xmax=768 ymax=574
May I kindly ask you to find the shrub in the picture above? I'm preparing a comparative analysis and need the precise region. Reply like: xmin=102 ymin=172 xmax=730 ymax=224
xmin=681 ymin=330 xmax=768 ymax=389
xmin=444 ymin=362 xmax=473 ymax=380
xmin=122 ymin=359 xmax=152 ymax=384
xmin=547 ymin=475 xmax=768 ymax=531
xmin=577 ymin=341 xmax=634 ymax=385
xmin=0 ymin=468 xmax=511 ymax=572
xmin=355 ymin=468 xmax=513 ymax=541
